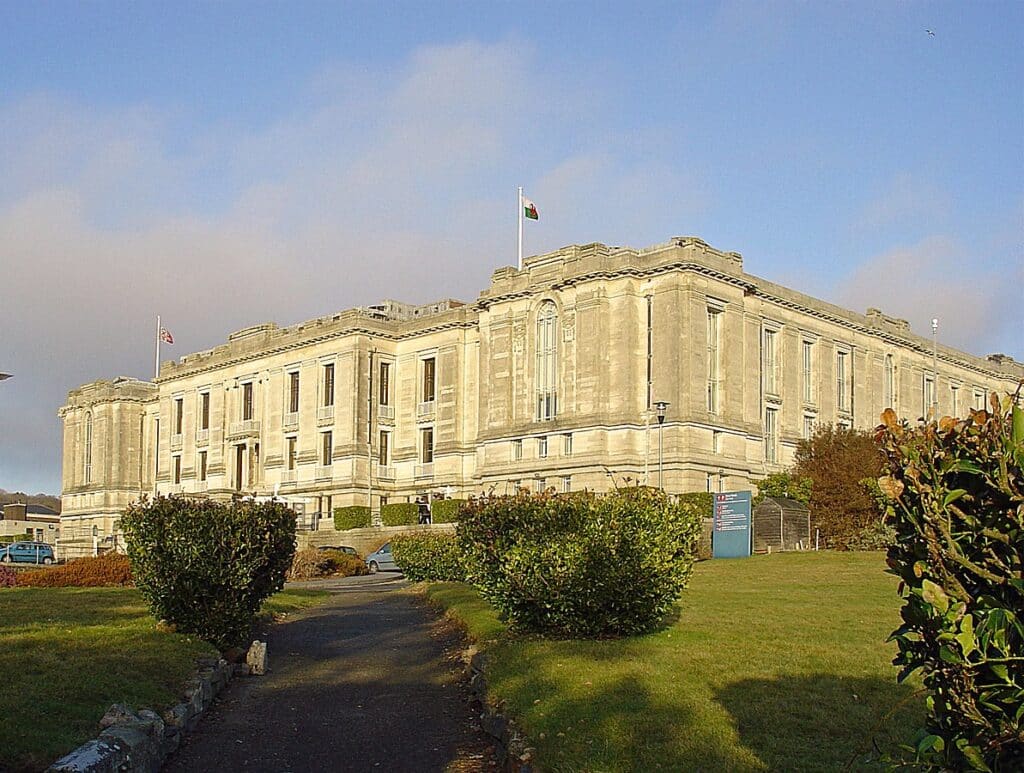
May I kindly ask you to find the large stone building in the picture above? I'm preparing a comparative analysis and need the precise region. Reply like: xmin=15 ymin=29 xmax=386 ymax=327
xmin=59 ymin=236 xmax=1023 ymax=549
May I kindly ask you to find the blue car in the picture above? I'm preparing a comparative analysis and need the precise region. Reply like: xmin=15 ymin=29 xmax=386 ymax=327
xmin=0 ymin=541 xmax=55 ymax=564
xmin=365 ymin=542 xmax=399 ymax=574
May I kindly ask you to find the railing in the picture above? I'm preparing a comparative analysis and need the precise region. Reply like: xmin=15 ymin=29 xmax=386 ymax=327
xmin=169 ymin=433 xmax=183 ymax=450
xmin=376 ymin=465 xmax=395 ymax=480
xmin=227 ymin=419 xmax=260 ymax=438
xmin=414 ymin=463 xmax=434 ymax=479
xmin=417 ymin=400 xmax=435 ymax=419
xmin=378 ymin=404 xmax=395 ymax=421
xmin=280 ymin=469 xmax=297 ymax=483
xmin=195 ymin=429 xmax=209 ymax=446
xmin=317 ymin=405 xmax=335 ymax=424
xmin=315 ymin=465 xmax=333 ymax=480
xmin=282 ymin=412 xmax=299 ymax=430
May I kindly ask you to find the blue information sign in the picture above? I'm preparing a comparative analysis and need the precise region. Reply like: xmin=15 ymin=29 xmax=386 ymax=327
xmin=713 ymin=491 xmax=752 ymax=558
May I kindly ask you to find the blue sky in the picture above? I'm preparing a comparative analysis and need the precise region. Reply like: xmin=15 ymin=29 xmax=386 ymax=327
xmin=1 ymin=1 xmax=1021 ymax=494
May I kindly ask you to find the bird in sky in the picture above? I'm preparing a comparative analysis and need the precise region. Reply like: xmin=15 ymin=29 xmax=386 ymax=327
xmin=926 ymin=29 xmax=936 ymax=36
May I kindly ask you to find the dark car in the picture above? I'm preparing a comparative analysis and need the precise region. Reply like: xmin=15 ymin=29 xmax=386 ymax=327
xmin=0 ymin=541 xmax=55 ymax=564
xmin=316 ymin=545 xmax=358 ymax=556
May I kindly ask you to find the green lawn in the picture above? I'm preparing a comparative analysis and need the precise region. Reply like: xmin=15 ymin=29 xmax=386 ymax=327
xmin=425 ymin=552 xmax=923 ymax=772
xmin=0 ymin=587 xmax=328 ymax=772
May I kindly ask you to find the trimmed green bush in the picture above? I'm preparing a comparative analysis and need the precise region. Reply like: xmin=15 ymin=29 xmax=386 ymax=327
xmin=676 ymin=492 xmax=713 ymax=518
xmin=752 ymin=471 xmax=813 ymax=507
xmin=381 ymin=502 xmax=418 ymax=526
xmin=391 ymin=533 xmax=466 ymax=582
xmin=121 ymin=495 xmax=296 ymax=650
xmin=0 ymin=533 xmax=30 ymax=544
xmin=431 ymin=498 xmax=465 ymax=523
xmin=334 ymin=505 xmax=371 ymax=530
xmin=458 ymin=487 xmax=703 ymax=637
xmin=877 ymin=400 xmax=1024 ymax=771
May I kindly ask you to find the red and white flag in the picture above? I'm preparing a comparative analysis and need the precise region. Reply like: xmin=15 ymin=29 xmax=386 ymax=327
xmin=159 ymin=328 xmax=174 ymax=345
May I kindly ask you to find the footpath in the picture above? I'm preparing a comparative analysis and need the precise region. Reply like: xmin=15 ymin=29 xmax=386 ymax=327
xmin=163 ymin=575 xmax=495 ymax=773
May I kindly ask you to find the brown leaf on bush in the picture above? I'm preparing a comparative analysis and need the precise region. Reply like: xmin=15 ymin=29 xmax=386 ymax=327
xmin=939 ymin=416 xmax=957 ymax=432
xmin=878 ymin=475 xmax=904 ymax=500
xmin=880 ymin=408 xmax=900 ymax=432
xmin=972 ymin=410 xmax=989 ymax=425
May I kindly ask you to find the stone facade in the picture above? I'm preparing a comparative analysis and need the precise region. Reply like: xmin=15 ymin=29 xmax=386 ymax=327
xmin=60 ymin=236 xmax=1023 ymax=541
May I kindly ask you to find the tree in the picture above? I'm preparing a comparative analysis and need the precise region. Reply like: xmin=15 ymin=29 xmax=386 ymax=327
xmin=752 ymin=471 xmax=812 ymax=507
xmin=793 ymin=424 xmax=884 ymax=549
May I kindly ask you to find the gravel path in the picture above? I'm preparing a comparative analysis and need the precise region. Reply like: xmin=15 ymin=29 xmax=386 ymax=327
xmin=163 ymin=575 xmax=494 ymax=772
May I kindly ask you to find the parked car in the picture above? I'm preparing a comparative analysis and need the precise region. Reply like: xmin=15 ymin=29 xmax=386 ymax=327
xmin=365 ymin=542 xmax=399 ymax=574
xmin=0 ymin=541 xmax=55 ymax=564
xmin=316 ymin=545 xmax=358 ymax=556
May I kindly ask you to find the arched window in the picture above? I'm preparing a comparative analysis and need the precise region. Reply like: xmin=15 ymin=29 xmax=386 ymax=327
xmin=883 ymin=355 xmax=895 ymax=409
xmin=84 ymin=412 xmax=93 ymax=484
xmin=536 ymin=301 xmax=558 ymax=420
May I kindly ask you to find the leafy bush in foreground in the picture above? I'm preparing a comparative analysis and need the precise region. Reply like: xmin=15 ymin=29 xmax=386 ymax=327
xmin=391 ymin=533 xmax=466 ymax=582
xmin=458 ymin=487 xmax=702 ymax=637
xmin=877 ymin=398 xmax=1023 ymax=771
xmin=18 ymin=554 xmax=133 ymax=587
xmin=122 ymin=496 xmax=296 ymax=650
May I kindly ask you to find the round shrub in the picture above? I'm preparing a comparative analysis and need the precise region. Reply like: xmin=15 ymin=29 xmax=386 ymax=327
xmin=381 ymin=502 xmax=418 ymax=526
xmin=18 ymin=553 xmax=133 ymax=587
xmin=391 ymin=533 xmax=466 ymax=582
xmin=334 ymin=506 xmax=371 ymax=530
xmin=458 ymin=487 xmax=703 ymax=637
xmin=121 ymin=496 xmax=296 ymax=651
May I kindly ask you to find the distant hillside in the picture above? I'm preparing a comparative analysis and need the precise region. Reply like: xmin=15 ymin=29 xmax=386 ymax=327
xmin=0 ymin=490 xmax=61 ymax=513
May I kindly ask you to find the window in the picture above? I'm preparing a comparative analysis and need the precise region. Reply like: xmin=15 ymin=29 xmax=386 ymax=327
xmin=420 ymin=427 xmax=434 ymax=464
xmin=321 ymin=431 xmax=333 ymax=466
xmin=174 ymin=397 xmax=184 ymax=435
xmin=378 ymin=430 xmax=390 ymax=466
xmin=836 ymin=351 xmax=850 ymax=412
xmin=322 ymin=364 xmax=335 ymax=408
xmin=706 ymin=473 xmax=715 ymax=493
xmin=923 ymin=376 xmax=935 ymax=416
xmin=84 ymin=412 xmax=93 ymax=483
xmin=288 ymin=371 xmax=300 ymax=414
xmin=242 ymin=382 xmax=254 ymax=421
xmin=511 ymin=439 xmax=522 ymax=461
xmin=562 ymin=476 xmax=571 ymax=493
xmin=802 ymin=340 xmax=814 ymax=403
xmin=234 ymin=445 xmax=244 ymax=491
xmin=173 ymin=455 xmax=182 ymax=484
xmin=536 ymin=301 xmax=558 ymax=420
xmin=422 ymin=358 xmax=436 ymax=403
xmin=802 ymin=414 xmax=815 ymax=440
xmin=950 ymin=384 xmax=960 ymax=417
xmin=538 ymin=436 xmax=548 ymax=458
xmin=286 ymin=436 xmax=297 ymax=470
xmin=707 ymin=307 xmax=721 ymax=413
xmin=199 ymin=391 xmax=210 ymax=430
xmin=646 ymin=295 xmax=653 ymax=410
xmin=883 ymin=355 xmax=895 ymax=409
xmin=712 ymin=430 xmax=722 ymax=455
xmin=763 ymin=328 xmax=778 ymax=394
xmin=563 ymin=433 xmax=573 ymax=456
xmin=534 ymin=477 xmax=545 ymax=493
xmin=379 ymin=362 xmax=391 ymax=405
xmin=973 ymin=389 xmax=986 ymax=411
xmin=198 ymin=450 xmax=208 ymax=482
xmin=764 ymin=407 xmax=778 ymax=463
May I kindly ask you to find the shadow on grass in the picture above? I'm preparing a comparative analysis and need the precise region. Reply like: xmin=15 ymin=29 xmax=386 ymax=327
xmin=715 ymin=674 xmax=924 ymax=772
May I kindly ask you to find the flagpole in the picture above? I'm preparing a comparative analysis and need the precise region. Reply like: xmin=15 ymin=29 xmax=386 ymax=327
xmin=154 ymin=315 xmax=161 ymax=381
xmin=517 ymin=186 xmax=523 ymax=271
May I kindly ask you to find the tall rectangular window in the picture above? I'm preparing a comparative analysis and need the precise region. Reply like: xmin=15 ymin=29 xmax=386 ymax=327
xmin=421 ymin=427 xmax=434 ymax=463
xmin=84 ymin=413 xmax=93 ymax=483
xmin=198 ymin=450 xmax=208 ymax=482
xmin=173 ymin=455 xmax=182 ymax=484
xmin=883 ymin=355 xmax=895 ymax=409
xmin=538 ymin=436 xmax=548 ymax=458
xmin=321 ymin=431 xmax=332 ymax=466
xmin=199 ymin=392 xmax=210 ymax=430
xmin=646 ymin=296 xmax=653 ymax=410
xmin=242 ymin=382 xmax=254 ymax=421
xmin=286 ymin=436 xmax=297 ymax=470
xmin=802 ymin=341 xmax=814 ymax=403
xmin=562 ymin=476 xmax=571 ymax=493
xmin=174 ymin=397 xmax=184 ymax=435
xmin=836 ymin=351 xmax=849 ymax=412
xmin=973 ymin=389 xmax=986 ymax=411
xmin=379 ymin=362 xmax=391 ymax=405
xmin=422 ymin=358 xmax=436 ymax=403
xmin=536 ymin=302 xmax=558 ymax=420
xmin=322 ymin=364 xmax=335 ymax=408
xmin=379 ymin=430 xmax=390 ymax=465
xmin=763 ymin=328 xmax=778 ymax=395
xmin=288 ymin=371 xmax=300 ymax=414
xmin=511 ymin=439 xmax=522 ymax=461
xmin=764 ymin=407 xmax=778 ymax=463
xmin=923 ymin=376 xmax=935 ymax=416
xmin=563 ymin=433 xmax=573 ymax=456
xmin=707 ymin=308 xmax=721 ymax=414
xmin=802 ymin=414 xmax=815 ymax=440
xmin=950 ymin=384 xmax=960 ymax=416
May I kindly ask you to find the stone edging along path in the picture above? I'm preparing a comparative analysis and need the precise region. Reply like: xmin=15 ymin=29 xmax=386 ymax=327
xmin=47 ymin=647 xmax=263 ymax=773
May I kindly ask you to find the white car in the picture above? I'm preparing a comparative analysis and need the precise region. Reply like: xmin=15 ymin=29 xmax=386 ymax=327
xmin=365 ymin=542 xmax=399 ymax=573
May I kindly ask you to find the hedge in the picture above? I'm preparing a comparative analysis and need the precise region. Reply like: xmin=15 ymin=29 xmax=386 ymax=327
xmin=0 ymin=533 xmax=30 ymax=544
xmin=381 ymin=502 xmax=418 ymax=526
xmin=18 ymin=554 xmax=133 ymax=587
xmin=334 ymin=505 xmax=371 ymax=530
xmin=430 ymin=498 xmax=465 ymax=523
xmin=391 ymin=533 xmax=466 ymax=582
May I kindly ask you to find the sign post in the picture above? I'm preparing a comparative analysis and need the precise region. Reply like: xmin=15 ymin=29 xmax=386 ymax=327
xmin=713 ymin=491 xmax=752 ymax=558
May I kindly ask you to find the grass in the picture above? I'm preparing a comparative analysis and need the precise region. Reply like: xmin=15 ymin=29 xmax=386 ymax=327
xmin=425 ymin=551 xmax=924 ymax=772
xmin=0 ymin=586 xmax=329 ymax=772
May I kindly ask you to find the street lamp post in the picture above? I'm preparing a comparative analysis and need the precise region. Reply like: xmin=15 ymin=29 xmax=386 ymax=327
xmin=655 ymin=401 xmax=669 ymax=490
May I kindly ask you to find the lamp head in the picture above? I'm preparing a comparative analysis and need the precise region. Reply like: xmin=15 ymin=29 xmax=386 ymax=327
xmin=654 ymin=400 xmax=669 ymax=423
